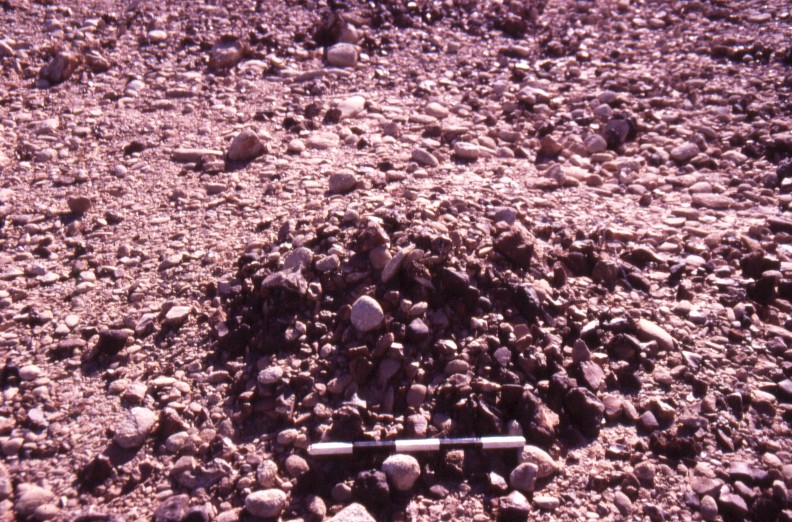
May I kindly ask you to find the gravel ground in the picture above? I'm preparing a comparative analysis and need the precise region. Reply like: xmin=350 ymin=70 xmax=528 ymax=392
xmin=1 ymin=0 xmax=791 ymax=520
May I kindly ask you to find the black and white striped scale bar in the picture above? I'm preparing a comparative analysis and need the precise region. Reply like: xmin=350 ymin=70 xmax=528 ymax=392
xmin=308 ymin=435 xmax=525 ymax=456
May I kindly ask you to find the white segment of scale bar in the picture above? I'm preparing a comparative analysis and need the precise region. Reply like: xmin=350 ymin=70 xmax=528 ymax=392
xmin=308 ymin=442 xmax=353 ymax=456
xmin=394 ymin=439 xmax=442 ymax=452
xmin=480 ymin=436 xmax=526 ymax=449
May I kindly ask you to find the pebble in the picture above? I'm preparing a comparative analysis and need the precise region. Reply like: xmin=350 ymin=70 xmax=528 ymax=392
xmin=327 ymin=502 xmax=376 ymax=522
xmin=700 ymin=495 xmax=719 ymax=521
xmin=585 ymin=134 xmax=608 ymax=154
xmin=518 ymin=446 xmax=557 ymax=479
xmin=638 ymin=410 xmax=660 ymax=432
xmin=306 ymin=495 xmax=327 ymax=519
xmin=315 ymin=254 xmax=340 ymax=272
xmin=0 ymin=462 xmax=10 ymax=500
xmin=411 ymin=148 xmax=440 ymax=167
xmin=670 ymin=142 xmax=701 ymax=163
xmin=245 ymin=489 xmax=287 ymax=518
xmin=256 ymin=460 xmax=278 ymax=488
xmin=284 ymin=454 xmax=310 ymax=478
xmin=257 ymin=366 xmax=284 ymax=386
xmin=327 ymin=43 xmax=358 ymax=67
xmin=114 ymin=407 xmax=157 ymax=449
xmin=509 ymin=462 xmax=538 ymax=492
xmin=307 ymin=132 xmax=340 ymax=149
xmin=337 ymin=95 xmax=366 ymax=119
xmin=147 ymin=29 xmax=168 ymax=43
xmin=382 ymin=454 xmax=421 ymax=491
xmin=209 ymin=38 xmax=244 ymax=70
xmin=453 ymin=141 xmax=481 ymax=160
xmin=350 ymin=296 xmax=384 ymax=332
xmin=563 ymin=387 xmax=605 ymax=436
xmin=613 ymin=491 xmax=633 ymax=515
xmin=18 ymin=365 xmax=42 ymax=381
xmin=425 ymin=102 xmax=449 ymax=119
xmin=534 ymin=495 xmax=560 ymax=511
xmin=287 ymin=139 xmax=306 ymax=154
xmin=353 ymin=470 xmax=390 ymax=506
xmin=227 ymin=129 xmax=266 ymax=162
xmin=406 ymin=384 xmax=427 ymax=408
xmin=14 ymin=483 xmax=56 ymax=520
xmin=329 ymin=171 xmax=358 ymax=194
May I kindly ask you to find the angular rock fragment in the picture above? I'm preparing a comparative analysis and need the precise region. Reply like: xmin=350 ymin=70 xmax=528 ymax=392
xmin=327 ymin=503 xmax=376 ymax=522
xmin=494 ymin=226 xmax=535 ymax=269
xmin=40 ymin=51 xmax=80 ymax=85
xmin=113 ymin=407 xmax=157 ymax=449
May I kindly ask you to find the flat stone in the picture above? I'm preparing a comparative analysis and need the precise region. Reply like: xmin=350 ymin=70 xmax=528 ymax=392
xmin=307 ymin=132 xmax=340 ymax=150
xmin=453 ymin=141 xmax=481 ymax=160
xmin=171 ymin=148 xmax=223 ymax=162
xmin=411 ymin=148 xmax=439 ymax=167
xmin=329 ymin=172 xmax=358 ymax=194
xmin=534 ymin=495 xmax=560 ymax=511
xmin=382 ymin=245 xmax=415 ymax=283
xmin=692 ymin=193 xmax=732 ymax=210
xmin=637 ymin=319 xmax=675 ymax=351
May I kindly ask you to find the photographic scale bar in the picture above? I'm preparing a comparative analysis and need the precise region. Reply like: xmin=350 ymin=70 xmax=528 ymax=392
xmin=308 ymin=435 xmax=526 ymax=456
